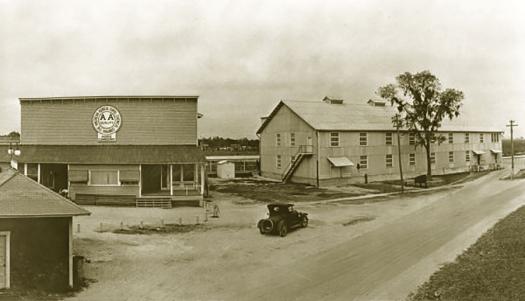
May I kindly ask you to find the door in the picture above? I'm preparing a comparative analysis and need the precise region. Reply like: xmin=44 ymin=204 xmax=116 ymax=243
xmin=0 ymin=232 xmax=10 ymax=289
xmin=306 ymin=136 xmax=313 ymax=153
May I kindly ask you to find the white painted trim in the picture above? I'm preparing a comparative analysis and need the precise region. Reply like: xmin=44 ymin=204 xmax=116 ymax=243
xmin=37 ymin=163 xmax=41 ymax=184
xmin=138 ymin=165 xmax=142 ymax=197
xmin=24 ymin=164 xmax=28 ymax=176
xmin=68 ymin=218 xmax=73 ymax=288
xmin=67 ymin=164 xmax=70 ymax=194
xmin=200 ymin=164 xmax=205 ymax=195
xmin=170 ymin=164 xmax=173 ymax=196
xmin=87 ymin=169 xmax=120 ymax=186
xmin=0 ymin=231 xmax=11 ymax=289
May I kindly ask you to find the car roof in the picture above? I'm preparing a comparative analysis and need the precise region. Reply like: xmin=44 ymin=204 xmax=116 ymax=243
xmin=267 ymin=203 xmax=294 ymax=208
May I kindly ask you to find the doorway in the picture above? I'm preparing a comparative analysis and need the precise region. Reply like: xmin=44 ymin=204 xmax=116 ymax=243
xmin=40 ymin=164 xmax=68 ymax=193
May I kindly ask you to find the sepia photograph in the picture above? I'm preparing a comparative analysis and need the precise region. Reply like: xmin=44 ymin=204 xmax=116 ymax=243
xmin=0 ymin=0 xmax=524 ymax=300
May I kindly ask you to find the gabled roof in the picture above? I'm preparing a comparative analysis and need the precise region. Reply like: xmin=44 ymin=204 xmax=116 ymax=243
xmin=0 ymin=169 xmax=90 ymax=218
xmin=0 ymin=145 xmax=205 ymax=164
xmin=257 ymin=99 xmax=503 ymax=134
xmin=19 ymin=95 xmax=199 ymax=103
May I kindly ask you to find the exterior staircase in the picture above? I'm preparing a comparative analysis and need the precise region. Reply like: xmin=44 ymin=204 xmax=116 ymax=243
xmin=282 ymin=145 xmax=313 ymax=183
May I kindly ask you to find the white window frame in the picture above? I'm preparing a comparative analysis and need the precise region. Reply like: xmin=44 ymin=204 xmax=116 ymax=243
xmin=330 ymin=132 xmax=340 ymax=147
xmin=290 ymin=132 xmax=295 ymax=146
xmin=359 ymin=132 xmax=367 ymax=146
xmin=465 ymin=151 xmax=471 ymax=162
xmin=359 ymin=155 xmax=368 ymax=169
xmin=480 ymin=133 xmax=484 ymax=143
xmin=430 ymin=152 xmax=436 ymax=164
xmin=465 ymin=133 xmax=470 ymax=144
xmin=276 ymin=155 xmax=282 ymax=169
xmin=409 ymin=153 xmax=416 ymax=166
xmin=385 ymin=132 xmax=393 ymax=145
xmin=275 ymin=133 xmax=281 ymax=146
xmin=385 ymin=154 xmax=393 ymax=168
xmin=88 ymin=169 xmax=120 ymax=186
xmin=448 ymin=133 xmax=453 ymax=144
xmin=448 ymin=151 xmax=454 ymax=163
xmin=409 ymin=133 xmax=416 ymax=145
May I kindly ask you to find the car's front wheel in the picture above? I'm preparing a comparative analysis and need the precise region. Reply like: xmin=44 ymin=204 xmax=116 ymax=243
xmin=278 ymin=221 xmax=288 ymax=237
xmin=301 ymin=216 xmax=308 ymax=228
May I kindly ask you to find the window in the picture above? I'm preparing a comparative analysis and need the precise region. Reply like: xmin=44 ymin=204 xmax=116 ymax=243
xmin=276 ymin=155 xmax=282 ymax=169
xmin=359 ymin=155 xmax=368 ymax=169
xmin=449 ymin=151 xmax=454 ymax=163
xmin=465 ymin=133 xmax=470 ymax=143
xmin=385 ymin=132 xmax=393 ymax=145
xmin=276 ymin=133 xmax=281 ymax=146
xmin=409 ymin=133 xmax=416 ymax=145
xmin=480 ymin=133 xmax=484 ymax=143
xmin=465 ymin=151 xmax=470 ymax=162
xmin=330 ymin=132 xmax=340 ymax=147
xmin=448 ymin=133 xmax=454 ymax=144
xmin=385 ymin=154 xmax=393 ymax=168
xmin=430 ymin=152 xmax=436 ymax=164
xmin=491 ymin=133 xmax=500 ymax=143
xmin=290 ymin=133 xmax=296 ymax=146
xmin=359 ymin=132 xmax=367 ymax=146
xmin=90 ymin=170 xmax=119 ymax=186
xmin=409 ymin=153 xmax=416 ymax=166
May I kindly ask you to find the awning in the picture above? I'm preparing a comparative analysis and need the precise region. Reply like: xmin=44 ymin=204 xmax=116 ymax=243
xmin=327 ymin=156 xmax=354 ymax=167
xmin=490 ymin=149 xmax=502 ymax=154
xmin=472 ymin=150 xmax=486 ymax=155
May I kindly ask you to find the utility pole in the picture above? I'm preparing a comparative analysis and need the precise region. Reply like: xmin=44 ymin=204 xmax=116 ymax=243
xmin=393 ymin=114 xmax=404 ymax=193
xmin=506 ymin=120 xmax=518 ymax=179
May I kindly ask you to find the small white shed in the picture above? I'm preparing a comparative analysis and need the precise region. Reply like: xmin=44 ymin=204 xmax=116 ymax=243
xmin=216 ymin=160 xmax=235 ymax=179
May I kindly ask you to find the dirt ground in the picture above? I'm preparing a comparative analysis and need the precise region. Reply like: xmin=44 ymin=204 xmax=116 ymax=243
xmin=64 ymin=187 xmax=452 ymax=301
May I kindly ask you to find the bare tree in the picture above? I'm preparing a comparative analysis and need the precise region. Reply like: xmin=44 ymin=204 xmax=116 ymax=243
xmin=378 ymin=71 xmax=464 ymax=180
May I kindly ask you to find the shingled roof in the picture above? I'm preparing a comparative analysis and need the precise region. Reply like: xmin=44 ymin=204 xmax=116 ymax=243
xmin=0 ymin=169 xmax=90 ymax=218
xmin=0 ymin=145 xmax=204 ymax=164
xmin=257 ymin=99 xmax=503 ymax=134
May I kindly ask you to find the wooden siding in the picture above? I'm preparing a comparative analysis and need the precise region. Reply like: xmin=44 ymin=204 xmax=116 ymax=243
xmin=21 ymin=98 xmax=197 ymax=145
xmin=68 ymin=164 xmax=140 ymax=200
xmin=259 ymin=105 xmax=317 ymax=181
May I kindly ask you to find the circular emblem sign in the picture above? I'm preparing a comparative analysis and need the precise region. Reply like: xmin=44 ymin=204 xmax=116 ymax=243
xmin=92 ymin=105 xmax=122 ymax=134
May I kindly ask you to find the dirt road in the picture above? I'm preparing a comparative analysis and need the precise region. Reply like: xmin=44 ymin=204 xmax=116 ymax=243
xmin=243 ymin=171 xmax=525 ymax=301
xmin=65 ymin=171 xmax=524 ymax=301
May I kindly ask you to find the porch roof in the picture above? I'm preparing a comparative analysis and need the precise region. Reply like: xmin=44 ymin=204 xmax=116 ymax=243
xmin=0 ymin=145 xmax=204 ymax=164
xmin=327 ymin=156 xmax=355 ymax=167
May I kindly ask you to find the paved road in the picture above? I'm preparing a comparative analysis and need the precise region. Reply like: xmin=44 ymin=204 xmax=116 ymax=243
xmin=243 ymin=171 xmax=525 ymax=301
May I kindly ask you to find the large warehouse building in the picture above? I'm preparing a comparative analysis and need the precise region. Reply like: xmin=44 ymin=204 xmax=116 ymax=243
xmin=4 ymin=96 xmax=206 ymax=207
xmin=257 ymin=97 xmax=503 ymax=187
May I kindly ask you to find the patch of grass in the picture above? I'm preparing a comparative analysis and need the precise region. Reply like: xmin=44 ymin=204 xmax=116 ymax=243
xmin=408 ymin=205 xmax=525 ymax=301
xmin=212 ymin=179 xmax=363 ymax=203
xmin=113 ymin=224 xmax=210 ymax=235
xmin=342 ymin=216 xmax=375 ymax=226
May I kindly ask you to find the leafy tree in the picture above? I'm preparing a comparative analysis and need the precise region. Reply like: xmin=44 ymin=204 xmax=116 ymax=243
xmin=378 ymin=71 xmax=464 ymax=179
xmin=7 ymin=131 xmax=20 ymax=138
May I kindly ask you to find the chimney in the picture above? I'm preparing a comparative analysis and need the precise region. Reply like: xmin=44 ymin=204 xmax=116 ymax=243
xmin=322 ymin=96 xmax=344 ymax=104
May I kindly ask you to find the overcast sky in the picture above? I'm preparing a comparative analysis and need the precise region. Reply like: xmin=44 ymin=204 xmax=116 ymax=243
xmin=1 ymin=0 xmax=524 ymax=138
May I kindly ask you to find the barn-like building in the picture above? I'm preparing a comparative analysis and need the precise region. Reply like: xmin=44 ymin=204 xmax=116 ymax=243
xmin=257 ymin=97 xmax=503 ymax=186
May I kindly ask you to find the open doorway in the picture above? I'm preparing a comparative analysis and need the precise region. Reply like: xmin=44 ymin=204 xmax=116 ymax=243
xmin=141 ymin=164 xmax=170 ymax=196
xmin=40 ymin=164 xmax=68 ymax=193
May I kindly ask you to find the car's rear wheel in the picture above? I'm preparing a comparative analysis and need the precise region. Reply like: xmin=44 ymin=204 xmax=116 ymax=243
xmin=259 ymin=219 xmax=273 ymax=234
xmin=301 ymin=216 xmax=308 ymax=228
xmin=278 ymin=221 xmax=288 ymax=237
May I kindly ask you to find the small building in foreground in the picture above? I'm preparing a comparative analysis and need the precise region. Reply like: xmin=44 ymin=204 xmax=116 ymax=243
xmin=2 ymin=96 xmax=206 ymax=207
xmin=257 ymin=97 xmax=503 ymax=186
xmin=0 ymin=168 xmax=90 ymax=291
xmin=206 ymin=155 xmax=259 ymax=177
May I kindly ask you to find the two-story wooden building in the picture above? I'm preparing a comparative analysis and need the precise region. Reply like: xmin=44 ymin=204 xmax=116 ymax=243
xmin=10 ymin=96 xmax=205 ymax=207
xmin=257 ymin=97 xmax=503 ymax=187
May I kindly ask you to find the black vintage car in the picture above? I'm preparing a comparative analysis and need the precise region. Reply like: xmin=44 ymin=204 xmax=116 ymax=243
xmin=257 ymin=203 xmax=308 ymax=237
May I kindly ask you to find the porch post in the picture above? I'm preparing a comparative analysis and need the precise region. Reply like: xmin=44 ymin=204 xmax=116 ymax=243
xmin=170 ymin=164 xmax=173 ymax=196
xmin=200 ymin=164 xmax=205 ymax=195
xmin=194 ymin=163 xmax=198 ymax=189
xmin=37 ymin=163 xmax=41 ymax=184
xmin=68 ymin=217 xmax=73 ymax=288
xmin=138 ymin=165 xmax=142 ymax=197
xmin=24 ymin=163 xmax=28 ymax=176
